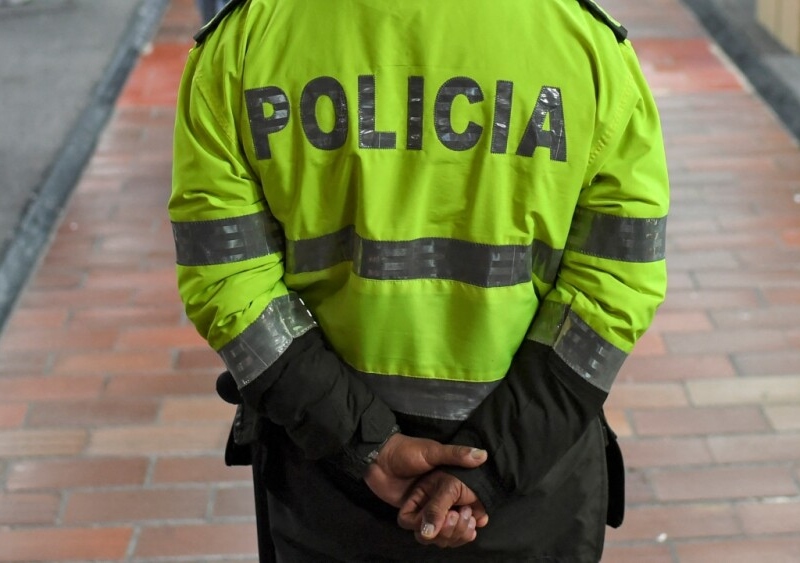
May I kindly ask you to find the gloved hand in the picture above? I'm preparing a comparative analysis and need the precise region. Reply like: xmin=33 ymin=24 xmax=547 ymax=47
xmin=216 ymin=371 xmax=241 ymax=405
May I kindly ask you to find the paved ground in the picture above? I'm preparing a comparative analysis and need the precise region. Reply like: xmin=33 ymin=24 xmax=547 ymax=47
xmin=0 ymin=0 xmax=169 ymax=332
xmin=0 ymin=0 xmax=799 ymax=561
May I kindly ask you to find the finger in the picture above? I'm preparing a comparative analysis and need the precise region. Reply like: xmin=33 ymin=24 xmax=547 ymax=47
xmin=425 ymin=443 xmax=487 ymax=468
xmin=434 ymin=510 xmax=461 ymax=546
xmin=397 ymin=487 xmax=426 ymax=531
xmin=445 ymin=506 xmax=478 ymax=548
xmin=475 ymin=512 xmax=490 ymax=528
xmin=419 ymin=479 xmax=462 ymax=540
xmin=469 ymin=502 xmax=489 ymax=527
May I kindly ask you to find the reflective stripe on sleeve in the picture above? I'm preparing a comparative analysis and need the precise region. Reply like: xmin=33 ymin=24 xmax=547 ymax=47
xmin=527 ymin=300 xmax=626 ymax=393
xmin=287 ymin=227 xmax=563 ymax=287
xmin=352 ymin=371 xmax=502 ymax=421
xmin=218 ymin=293 xmax=317 ymax=388
xmin=172 ymin=212 xmax=285 ymax=266
xmin=567 ymin=208 xmax=667 ymax=263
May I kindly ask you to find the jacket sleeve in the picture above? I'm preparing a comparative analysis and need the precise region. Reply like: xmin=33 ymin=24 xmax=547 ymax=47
xmin=169 ymin=48 xmax=397 ymax=476
xmin=446 ymin=41 xmax=669 ymax=511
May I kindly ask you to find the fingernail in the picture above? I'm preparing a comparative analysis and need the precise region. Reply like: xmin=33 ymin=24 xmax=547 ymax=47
xmin=468 ymin=518 xmax=476 ymax=531
xmin=421 ymin=522 xmax=435 ymax=538
xmin=447 ymin=513 xmax=458 ymax=526
xmin=470 ymin=448 xmax=487 ymax=459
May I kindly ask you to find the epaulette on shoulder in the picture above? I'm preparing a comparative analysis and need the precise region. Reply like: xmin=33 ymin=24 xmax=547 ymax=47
xmin=194 ymin=0 xmax=247 ymax=44
xmin=576 ymin=0 xmax=628 ymax=42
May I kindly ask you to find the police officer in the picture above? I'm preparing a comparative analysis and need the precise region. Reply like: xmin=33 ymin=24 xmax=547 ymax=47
xmin=169 ymin=0 xmax=669 ymax=560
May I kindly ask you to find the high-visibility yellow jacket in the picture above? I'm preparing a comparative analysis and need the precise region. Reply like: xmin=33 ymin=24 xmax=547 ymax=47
xmin=169 ymin=0 xmax=668 ymax=528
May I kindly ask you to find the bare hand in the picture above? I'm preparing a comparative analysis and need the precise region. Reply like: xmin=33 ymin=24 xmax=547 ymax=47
xmin=363 ymin=433 xmax=487 ymax=508
xmin=397 ymin=469 xmax=489 ymax=547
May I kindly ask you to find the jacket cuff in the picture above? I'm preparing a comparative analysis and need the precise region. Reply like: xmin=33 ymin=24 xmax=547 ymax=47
xmin=443 ymin=462 xmax=508 ymax=513
xmin=335 ymin=398 xmax=400 ymax=480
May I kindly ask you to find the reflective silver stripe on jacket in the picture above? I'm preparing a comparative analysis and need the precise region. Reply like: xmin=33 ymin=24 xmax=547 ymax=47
xmin=352 ymin=371 xmax=502 ymax=421
xmin=172 ymin=212 xmax=284 ymax=266
xmin=287 ymin=227 xmax=563 ymax=287
xmin=527 ymin=301 xmax=626 ymax=393
xmin=219 ymin=293 xmax=317 ymax=388
xmin=567 ymin=208 xmax=667 ymax=263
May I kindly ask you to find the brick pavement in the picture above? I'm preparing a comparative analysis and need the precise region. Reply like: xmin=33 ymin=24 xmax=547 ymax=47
xmin=0 ymin=0 xmax=799 ymax=561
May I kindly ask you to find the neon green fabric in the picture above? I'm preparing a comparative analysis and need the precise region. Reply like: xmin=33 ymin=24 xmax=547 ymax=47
xmin=170 ymin=0 xmax=669 ymax=386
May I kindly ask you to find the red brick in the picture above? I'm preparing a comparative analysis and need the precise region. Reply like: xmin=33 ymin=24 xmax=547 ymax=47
xmin=26 ymin=398 xmax=160 ymax=427
xmin=625 ymin=469 xmax=656 ymax=504
xmin=663 ymin=329 xmax=788 ymax=356
xmin=630 ymin=330 xmax=666 ymax=357
xmin=160 ymin=397 xmax=235 ymax=423
xmin=0 ymin=375 xmax=104 ymax=401
xmin=708 ymin=434 xmax=800 ymax=463
xmin=106 ymin=372 xmax=217 ymax=396
xmin=696 ymin=271 xmax=800 ymax=289
xmin=606 ymin=503 xmax=740 ymax=542
xmin=650 ymin=311 xmax=713 ymax=332
xmin=662 ymin=271 xmax=694 ymax=289
xmin=88 ymin=424 xmax=228 ymax=455
xmin=134 ymin=523 xmax=257 ymax=558
xmin=604 ymin=408 xmax=632 ymax=437
xmin=0 ymin=403 xmax=27 ymax=429
xmin=676 ymin=537 xmax=800 ymax=563
xmin=651 ymin=466 xmax=797 ymax=501
xmin=0 ymin=351 xmax=53 ymax=377
xmin=666 ymin=249 xmax=739 ymax=270
xmin=734 ymin=350 xmax=800 ymax=376
xmin=630 ymin=406 xmax=770 ymax=436
xmin=30 ymin=269 xmax=85 ymax=289
xmin=116 ymin=325 xmax=207 ymax=349
xmin=64 ymin=489 xmax=209 ymax=523
xmin=617 ymin=355 xmax=735 ymax=382
xmin=661 ymin=289 xmax=761 ymax=310
xmin=7 ymin=458 xmax=149 ymax=491
xmin=672 ymin=231 xmax=776 ymax=252
xmin=620 ymin=437 xmax=712 ymax=469
xmin=688 ymin=375 xmax=800 ymax=406
xmin=765 ymin=405 xmax=800 ymax=430
xmin=4 ymin=307 xmax=69 ymax=330
xmin=152 ymin=456 xmax=252 ymax=484
xmin=0 ymin=528 xmax=132 ymax=562
xmin=605 ymin=383 xmax=688 ymax=409
xmin=132 ymin=285 xmax=183 ymax=306
xmin=0 ymin=492 xmax=60 ymax=525
xmin=600 ymin=544 xmax=673 ymax=563
xmin=711 ymin=306 xmax=800 ymax=329
xmin=763 ymin=288 xmax=800 ymax=305
xmin=53 ymin=350 xmax=174 ymax=374
xmin=213 ymin=486 xmax=256 ymax=518
xmin=737 ymin=501 xmax=800 ymax=535
xmin=176 ymin=347 xmax=227 ymax=371
xmin=83 ymin=269 xmax=178 ymax=290
xmin=20 ymin=288 xmax=134 ymax=308
xmin=70 ymin=305 xmax=183 ymax=327
xmin=0 ymin=429 xmax=87 ymax=457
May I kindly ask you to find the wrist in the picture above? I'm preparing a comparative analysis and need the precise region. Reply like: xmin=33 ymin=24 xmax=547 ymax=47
xmin=364 ymin=424 xmax=402 ymax=465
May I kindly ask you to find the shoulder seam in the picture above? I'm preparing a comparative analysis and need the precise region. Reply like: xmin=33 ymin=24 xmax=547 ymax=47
xmin=575 ymin=0 xmax=628 ymax=42
xmin=194 ymin=0 xmax=247 ymax=44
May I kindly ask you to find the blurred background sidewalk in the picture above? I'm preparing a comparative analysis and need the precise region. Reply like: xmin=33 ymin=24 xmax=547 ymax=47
xmin=0 ymin=0 xmax=799 ymax=561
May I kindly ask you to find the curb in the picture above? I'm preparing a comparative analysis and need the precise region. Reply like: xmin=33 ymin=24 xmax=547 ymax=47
xmin=682 ymin=0 xmax=800 ymax=143
xmin=0 ymin=0 xmax=171 ymax=335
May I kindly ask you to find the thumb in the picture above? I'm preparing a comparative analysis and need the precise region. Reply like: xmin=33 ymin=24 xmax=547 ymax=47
xmin=426 ymin=444 xmax=487 ymax=468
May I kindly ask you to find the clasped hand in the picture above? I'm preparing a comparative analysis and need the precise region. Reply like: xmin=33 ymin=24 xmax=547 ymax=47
xmin=363 ymin=433 xmax=489 ymax=548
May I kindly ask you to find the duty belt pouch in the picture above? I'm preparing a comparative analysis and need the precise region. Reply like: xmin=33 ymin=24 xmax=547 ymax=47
xmin=600 ymin=410 xmax=625 ymax=528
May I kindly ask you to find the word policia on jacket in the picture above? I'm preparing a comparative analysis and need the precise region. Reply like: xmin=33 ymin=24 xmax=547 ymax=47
xmin=246 ymin=78 xmax=567 ymax=160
